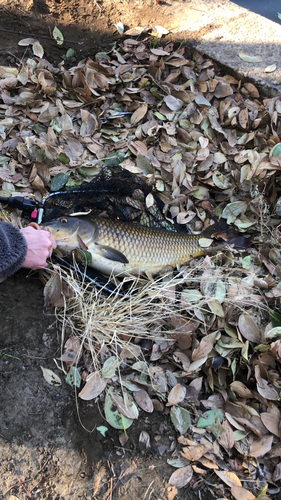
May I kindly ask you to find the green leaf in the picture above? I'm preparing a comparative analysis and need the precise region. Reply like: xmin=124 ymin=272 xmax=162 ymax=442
xmin=167 ymin=458 xmax=191 ymax=468
xmin=242 ymin=255 xmax=254 ymax=270
xmin=58 ymin=152 xmax=70 ymax=164
xmin=66 ymin=48 xmax=75 ymax=59
xmin=104 ymin=151 xmax=125 ymax=167
xmin=270 ymin=309 xmax=281 ymax=328
xmin=65 ymin=366 xmax=81 ymax=387
xmin=96 ymin=425 xmax=108 ymax=437
xmin=104 ymin=388 xmax=133 ymax=430
xmin=102 ymin=356 xmax=122 ymax=379
xmin=270 ymin=310 xmax=281 ymax=328
xmin=53 ymin=26 xmax=64 ymax=45
xmin=197 ymin=409 xmax=223 ymax=428
xmin=233 ymin=430 xmax=248 ymax=441
xmin=65 ymin=179 xmax=82 ymax=188
xmin=0 ymin=155 xmax=10 ymax=164
xmin=241 ymin=340 xmax=249 ymax=362
xmin=170 ymin=406 xmax=191 ymax=434
xmin=257 ymin=485 xmax=268 ymax=498
xmin=210 ymin=421 xmax=226 ymax=439
xmin=154 ymin=111 xmax=167 ymax=120
xmin=50 ymin=172 xmax=71 ymax=192
xmin=75 ymin=249 xmax=93 ymax=266
xmin=278 ymin=12 xmax=281 ymax=20
xmin=192 ymin=185 xmax=209 ymax=200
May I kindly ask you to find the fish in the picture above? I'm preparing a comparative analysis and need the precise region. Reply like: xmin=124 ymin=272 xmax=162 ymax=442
xmin=43 ymin=215 xmax=206 ymax=277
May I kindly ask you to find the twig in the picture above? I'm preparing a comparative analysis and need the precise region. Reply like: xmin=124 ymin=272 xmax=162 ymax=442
xmin=6 ymin=387 xmax=14 ymax=398
xmin=93 ymin=0 xmax=101 ymax=10
xmin=13 ymin=473 xmax=32 ymax=498
xmin=143 ymin=480 xmax=155 ymax=500
xmin=4 ymin=455 xmax=51 ymax=496
xmin=109 ymin=477 xmax=113 ymax=500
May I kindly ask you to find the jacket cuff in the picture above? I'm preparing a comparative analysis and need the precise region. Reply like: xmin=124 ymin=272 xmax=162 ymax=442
xmin=0 ymin=221 xmax=28 ymax=278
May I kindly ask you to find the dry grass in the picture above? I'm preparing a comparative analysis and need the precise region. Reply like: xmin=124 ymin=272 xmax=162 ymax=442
xmin=53 ymin=256 xmax=270 ymax=371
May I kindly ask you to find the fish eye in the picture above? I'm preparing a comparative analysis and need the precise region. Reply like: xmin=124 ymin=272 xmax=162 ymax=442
xmin=60 ymin=217 xmax=68 ymax=223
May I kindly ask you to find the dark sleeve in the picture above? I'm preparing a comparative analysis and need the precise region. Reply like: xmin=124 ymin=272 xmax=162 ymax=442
xmin=0 ymin=221 xmax=28 ymax=278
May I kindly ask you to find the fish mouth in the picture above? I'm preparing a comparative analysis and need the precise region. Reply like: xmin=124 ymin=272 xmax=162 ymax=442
xmin=43 ymin=220 xmax=81 ymax=243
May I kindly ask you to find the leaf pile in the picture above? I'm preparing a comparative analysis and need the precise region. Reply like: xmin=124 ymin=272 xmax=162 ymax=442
xmin=2 ymin=31 xmax=281 ymax=499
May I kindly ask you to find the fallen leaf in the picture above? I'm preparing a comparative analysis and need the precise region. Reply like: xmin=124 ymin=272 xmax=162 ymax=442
xmin=238 ymin=313 xmax=261 ymax=343
xmin=41 ymin=366 xmax=62 ymax=387
xmin=239 ymin=51 xmax=263 ymax=63
xmin=133 ymin=389 xmax=154 ymax=413
xmin=167 ymin=384 xmax=187 ymax=406
xmin=231 ymin=485 xmax=256 ymax=500
xmin=249 ymin=435 xmax=273 ymax=457
xmin=215 ymin=470 xmax=242 ymax=488
xmin=264 ymin=64 xmax=276 ymax=73
xmin=181 ymin=443 xmax=212 ymax=461
xmin=79 ymin=371 xmax=108 ymax=400
xmin=130 ymin=102 xmax=148 ymax=125
xmin=169 ymin=465 xmax=193 ymax=489
xmin=260 ymin=413 xmax=280 ymax=437
xmin=230 ymin=381 xmax=253 ymax=398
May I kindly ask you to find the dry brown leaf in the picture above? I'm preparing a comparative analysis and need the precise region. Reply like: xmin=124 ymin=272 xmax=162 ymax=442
xmin=78 ymin=371 xmax=107 ymax=400
xmin=133 ymin=389 xmax=153 ymax=413
xmin=231 ymin=486 xmax=256 ymax=500
xmin=130 ymin=102 xmax=148 ymax=125
xmin=219 ymin=420 xmax=235 ymax=450
xmin=191 ymin=334 xmax=216 ymax=361
xmin=260 ymin=413 xmax=280 ymax=437
xmin=199 ymin=457 xmax=219 ymax=469
xmin=249 ymin=435 xmax=273 ymax=457
xmin=239 ymin=108 xmax=249 ymax=129
xmin=181 ymin=443 xmax=212 ymax=461
xmin=225 ymin=413 xmax=246 ymax=431
xmin=256 ymin=378 xmax=280 ymax=401
xmin=164 ymin=95 xmax=184 ymax=111
xmin=169 ymin=465 xmax=193 ymax=489
xmin=214 ymin=82 xmax=233 ymax=98
xmin=238 ymin=313 xmax=260 ymax=343
xmin=235 ymin=417 xmax=262 ymax=437
xmin=243 ymin=82 xmax=260 ymax=98
xmin=166 ymin=384 xmax=187 ymax=406
xmin=230 ymin=381 xmax=253 ymax=399
xmin=110 ymin=393 xmax=138 ymax=420
xmin=214 ymin=470 xmax=242 ymax=488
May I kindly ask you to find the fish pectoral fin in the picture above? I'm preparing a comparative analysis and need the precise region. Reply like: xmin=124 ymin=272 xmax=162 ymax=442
xmin=77 ymin=234 xmax=88 ymax=250
xmin=96 ymin=245 xmax=129 ymax=264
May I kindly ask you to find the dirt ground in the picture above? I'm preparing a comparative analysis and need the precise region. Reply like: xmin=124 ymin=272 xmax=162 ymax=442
xmin=0 ymin=2 xmax=221 ymax=498
xmin=0 ymin=0 xmax=199 ymax=67
xmin=0 ymin=271 xmax=219 ymax=500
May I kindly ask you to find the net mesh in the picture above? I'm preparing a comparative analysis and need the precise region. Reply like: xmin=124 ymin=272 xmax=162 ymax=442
xmin=42 ymin=165 xmax=188 ymax=234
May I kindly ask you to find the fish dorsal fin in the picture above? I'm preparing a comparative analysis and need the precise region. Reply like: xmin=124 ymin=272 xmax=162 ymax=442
xmin=96 ymin=244 xmax=129 ymax=264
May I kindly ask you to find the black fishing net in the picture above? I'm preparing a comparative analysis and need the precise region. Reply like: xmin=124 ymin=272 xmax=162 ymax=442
xmin=42 ymin=165 xmax=188 ymax=234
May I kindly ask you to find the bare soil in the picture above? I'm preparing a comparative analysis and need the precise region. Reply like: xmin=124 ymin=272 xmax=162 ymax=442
xmin=0 ymin=0 xmax=199 ymax=67
xmin=0 ymin=271 xmax=217 ymax=499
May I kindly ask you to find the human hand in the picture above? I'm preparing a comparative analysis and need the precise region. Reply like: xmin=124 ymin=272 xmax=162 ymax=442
xmin=20 ymin=223 xmax=57 ymax=269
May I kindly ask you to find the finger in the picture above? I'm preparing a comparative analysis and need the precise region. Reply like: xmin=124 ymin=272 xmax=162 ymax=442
xmin=28 ymin=222 xmax=40 ymax=230
xmin=50 ymin=235 xmax=57 ymax=249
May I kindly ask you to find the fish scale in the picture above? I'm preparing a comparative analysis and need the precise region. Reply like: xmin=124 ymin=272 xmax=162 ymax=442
xmin=44 ymin=215 xmax=206 ymax=276
xmin=94 ymin=217 xmax=205 ymax=269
